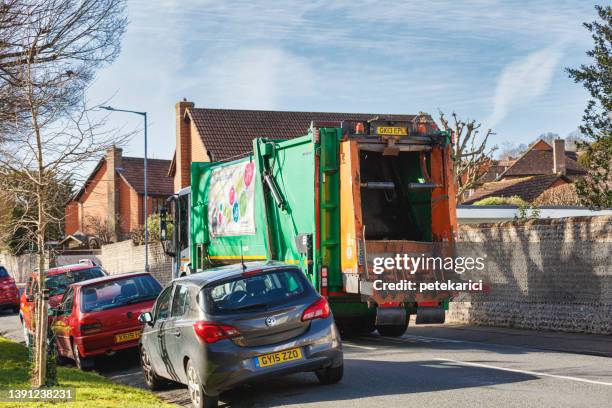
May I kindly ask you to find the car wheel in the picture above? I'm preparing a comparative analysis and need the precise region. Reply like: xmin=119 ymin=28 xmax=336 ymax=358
xmin=186 ymin=360 xmax=218 ymax=408
xmin=316 ymin=363 xmax=344 ymax=385
xmin=72 ymin=340 xmax=93 ymax=370
xmin=140 ymin=347 xmax=165 ymax=391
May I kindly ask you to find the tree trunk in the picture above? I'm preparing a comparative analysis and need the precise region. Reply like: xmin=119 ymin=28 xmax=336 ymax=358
xmin=31 ymin=80 xmax=48 ymax=387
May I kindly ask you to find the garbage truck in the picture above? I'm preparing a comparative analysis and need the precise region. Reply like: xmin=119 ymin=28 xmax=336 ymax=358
xmin=162 ymin=116 xmax=457 ymax=336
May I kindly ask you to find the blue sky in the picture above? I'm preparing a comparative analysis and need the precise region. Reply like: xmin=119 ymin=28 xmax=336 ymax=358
xmin=88 ymin=0 xmax=600 ymax=160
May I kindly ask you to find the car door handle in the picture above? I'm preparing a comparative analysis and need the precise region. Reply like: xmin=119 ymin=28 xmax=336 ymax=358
xmin=172 ymin=329 xmax=181 ymax=337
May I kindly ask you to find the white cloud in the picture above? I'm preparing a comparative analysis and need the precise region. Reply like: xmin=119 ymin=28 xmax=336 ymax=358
xmin=487 ymin=45 xmax=565 ymax=127
xmin=192 ymin=47 xmax=316 ymax=109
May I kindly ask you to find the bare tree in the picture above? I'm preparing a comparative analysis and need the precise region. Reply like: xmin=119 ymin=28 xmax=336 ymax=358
xmin=84 ymin=215 xmax=118 ymax=247
xmin=438 ymin=111 xmax=497 ymax=202
xmin=0 ymin=0 xmax=127 ymax=387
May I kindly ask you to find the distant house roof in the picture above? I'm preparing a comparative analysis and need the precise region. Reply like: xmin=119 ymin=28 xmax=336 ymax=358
xmin=73 ymin=156 xmax=173 ymax=201
xmin=188 ymin=108 xmax=418 ymax=161
xmin=479 ymin=159 xmax=516 ymax=183
xmin=501 ymin=140 xmax=585 ymax=177
xmin=463 ymin=174 xmax=570 ymax=204
xmin=118 ymin=157 xmax=174 ymax=195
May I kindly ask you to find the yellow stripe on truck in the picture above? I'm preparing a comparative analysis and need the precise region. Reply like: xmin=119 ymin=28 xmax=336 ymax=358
xmin=208 ymin=255 xmax=268 ymax=260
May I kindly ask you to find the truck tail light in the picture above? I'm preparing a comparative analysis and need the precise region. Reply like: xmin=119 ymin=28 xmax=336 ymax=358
xmin=193 ymin=321 xmax=240 ymax=344
xmin=301 ymin=297 xmax=330 ymax=321
xmin=80 ymin=320 xmax=102 ymax=335
xmin=321 ymin=267 xmax=328 ymax=296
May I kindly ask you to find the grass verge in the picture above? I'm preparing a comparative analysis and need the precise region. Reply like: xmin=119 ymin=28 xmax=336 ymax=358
xmin=0 ymin=337 xmax=174 ymax=407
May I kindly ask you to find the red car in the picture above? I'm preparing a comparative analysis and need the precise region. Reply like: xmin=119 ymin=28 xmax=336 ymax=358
xmin=50 ymin=272 xmax=162 ymax=369
xmin=20 ymin=262 xmax=106 ymax=346
xmin=0 ymin=266 xmax=20 ymax=313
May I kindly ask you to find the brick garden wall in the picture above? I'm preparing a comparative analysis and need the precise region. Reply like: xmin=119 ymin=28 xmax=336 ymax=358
xmin=448 ymin=216 xmax=611 ymax=334
xmin=98 ymin=240 xmax=173 ymax=286
xmin=0 ymin=252 xmax=40 ymax=283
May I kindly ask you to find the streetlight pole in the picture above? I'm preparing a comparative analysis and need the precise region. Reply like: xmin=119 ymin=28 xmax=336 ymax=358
xmin=101 ymin=106 xmax=150 ymax=272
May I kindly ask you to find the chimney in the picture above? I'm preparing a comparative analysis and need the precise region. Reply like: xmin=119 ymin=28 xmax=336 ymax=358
xmin=106 ymin=146 xmax=123 ymax=241
xmin=175 ymin=99 xmax=195 ymax=191
xmin=553 ymin=138 xmax=566 ymax=175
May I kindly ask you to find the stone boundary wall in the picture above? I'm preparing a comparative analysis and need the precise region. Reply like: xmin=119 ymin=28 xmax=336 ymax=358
xmin=450 ymin=216 xmax=611 ymax=334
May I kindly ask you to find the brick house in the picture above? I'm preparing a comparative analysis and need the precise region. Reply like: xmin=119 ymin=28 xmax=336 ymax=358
xmin=64 ymin=147 xmax=174 ymax=244
xmin=168 ymin=99 xmax=416 ymax=190
xmin=463 ymin=139 xmax=586 ymax=204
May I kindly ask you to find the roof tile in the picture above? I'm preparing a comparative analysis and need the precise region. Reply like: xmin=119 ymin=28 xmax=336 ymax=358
xmin=502 ymin=146 xmax=585 ymax=177
xmin=118 ymin=157 xmax=174 ymax=195
xmin=463 ymin=174 xmax=567 ymax=204
xmin=188 ymin=108 xmax=417 ymax=161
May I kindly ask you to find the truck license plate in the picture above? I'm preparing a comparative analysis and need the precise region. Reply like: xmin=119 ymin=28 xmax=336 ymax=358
xmin=115 ymin=330 xmax=141 ymax=343
xmin=377 ymin=126 xmax=408 ymax=136
xmin=254 ymin=347 xmax=303 ymax=368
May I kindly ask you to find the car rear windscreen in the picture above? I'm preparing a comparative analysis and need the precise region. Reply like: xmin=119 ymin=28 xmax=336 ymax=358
xmin=204 ymin=269 xmax=312 ymax=314
xmin=46 ymin=267 xmax=105 ymax=297
xmin=0 ymin=267 xmax=8 ymax=278
xmin=81 ymin=275 xmax=162 ymax=312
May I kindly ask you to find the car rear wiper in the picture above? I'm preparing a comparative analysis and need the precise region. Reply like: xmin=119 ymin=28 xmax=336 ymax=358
xmin=121 ymin=296 xmax=157 ymax=305
xmin=222 ymin=303 xmax=268 ymax=312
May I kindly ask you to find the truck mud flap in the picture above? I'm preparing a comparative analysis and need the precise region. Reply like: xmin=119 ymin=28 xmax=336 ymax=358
xmin=416 ymin=306 xmax=445 ymax=324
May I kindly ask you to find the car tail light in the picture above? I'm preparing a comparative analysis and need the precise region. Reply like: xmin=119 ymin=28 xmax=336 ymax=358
xmin=193 ymin=321 xmax=240 ymax=344
xmin=79 ymin=320 xmax=102 ymax=335
xmin=301 ymin=297 xmax=330 ymax=321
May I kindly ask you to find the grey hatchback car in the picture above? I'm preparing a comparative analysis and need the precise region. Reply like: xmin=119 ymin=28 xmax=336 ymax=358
xmin=138 ymin=261 xmax=344 ymax=408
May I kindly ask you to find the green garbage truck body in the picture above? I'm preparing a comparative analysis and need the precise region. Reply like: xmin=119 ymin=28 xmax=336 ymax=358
xmin=167 ymin=118 xmax=458 ymax=334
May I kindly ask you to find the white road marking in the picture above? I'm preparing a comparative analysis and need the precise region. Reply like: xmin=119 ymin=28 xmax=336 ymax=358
xmin=343 ymin=342 xmax=377 ymax=350
xmin=434 ymin=358 xmax=612 ymax=386
xmin=401 ymin=334 xmax=463 ymax=343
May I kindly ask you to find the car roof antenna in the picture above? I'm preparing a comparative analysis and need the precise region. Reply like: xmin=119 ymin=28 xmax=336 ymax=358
xmin=240 ymin=241 xmax=247 ymax=271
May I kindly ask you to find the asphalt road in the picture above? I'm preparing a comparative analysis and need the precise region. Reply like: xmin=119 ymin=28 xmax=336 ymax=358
xmin=1 ymin=310 xmax=611 ymax=408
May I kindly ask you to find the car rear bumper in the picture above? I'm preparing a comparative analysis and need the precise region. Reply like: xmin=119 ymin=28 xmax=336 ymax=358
xmin=195 ymin=317 xmax=343 ymax=396
xmin=75 ymin=328 xmax=143 ymax=357
xmin=0 ymin=295 xmax=19 ymax=308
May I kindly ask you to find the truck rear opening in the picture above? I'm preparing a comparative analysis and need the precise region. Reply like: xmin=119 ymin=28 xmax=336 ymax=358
xmin=359 ymin=150 xmax=432 ymax=241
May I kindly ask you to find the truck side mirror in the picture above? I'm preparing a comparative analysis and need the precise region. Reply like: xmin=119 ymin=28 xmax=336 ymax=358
xmin=160 ymin=219 xmax=168 ymax=241
xmin=159 ymin=208 xmax=168 ymax=241
xmin=159 ymin=207 xmax=176 ymax=257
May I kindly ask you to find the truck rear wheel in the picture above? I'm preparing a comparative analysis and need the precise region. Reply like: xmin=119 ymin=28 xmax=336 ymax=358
xmin=376 ymin=322 xmax=408 ymax=337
